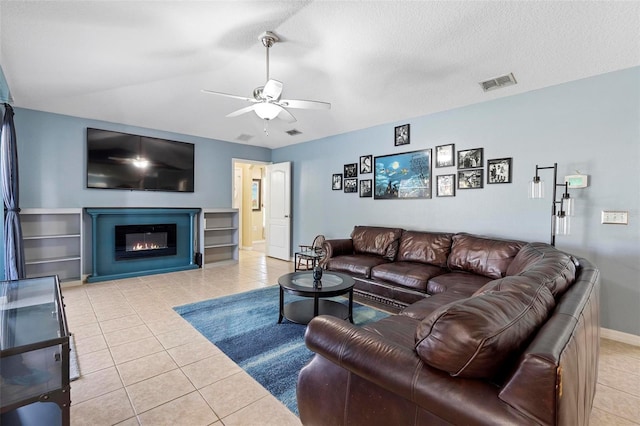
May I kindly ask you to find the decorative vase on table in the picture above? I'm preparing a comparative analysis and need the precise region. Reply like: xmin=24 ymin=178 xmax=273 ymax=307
xmin=313 ymin=266 xmax=323 ymax=288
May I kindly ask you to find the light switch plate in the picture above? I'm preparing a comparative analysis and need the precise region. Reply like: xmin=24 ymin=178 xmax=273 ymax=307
xmin=601 ymin=211 xmax=629 ymax=225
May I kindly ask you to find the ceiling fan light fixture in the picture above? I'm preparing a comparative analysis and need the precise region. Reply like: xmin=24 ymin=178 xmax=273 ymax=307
xmin=254 ymin=102 xmax=281 ymax=120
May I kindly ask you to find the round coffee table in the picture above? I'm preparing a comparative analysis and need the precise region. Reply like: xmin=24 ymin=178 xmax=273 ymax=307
xmin=278 ymin=271 xmax=355 ymax=325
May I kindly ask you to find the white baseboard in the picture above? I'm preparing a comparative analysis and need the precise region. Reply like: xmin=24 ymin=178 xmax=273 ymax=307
xmin=601 ymin=327 xmax=640 ymax=347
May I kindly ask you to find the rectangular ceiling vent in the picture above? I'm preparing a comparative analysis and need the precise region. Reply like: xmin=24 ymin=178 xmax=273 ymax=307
xmin=479 ymin=73 xmax=517 ymax=92
xmin=236 ymin=134 xmax=253 ymax=142
xmin=286 ymin=129 xmax=302 ymax=136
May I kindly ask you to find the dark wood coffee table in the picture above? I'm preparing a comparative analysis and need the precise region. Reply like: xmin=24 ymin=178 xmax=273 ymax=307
xmin=278 ymin=271 xmax=355 ymax=325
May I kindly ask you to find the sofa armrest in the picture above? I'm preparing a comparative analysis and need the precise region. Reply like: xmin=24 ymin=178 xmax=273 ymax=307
xmin=305 ymin=315 xmax=422 ymax=401
xmin=321 ymin=239 xmax=354 ymax=266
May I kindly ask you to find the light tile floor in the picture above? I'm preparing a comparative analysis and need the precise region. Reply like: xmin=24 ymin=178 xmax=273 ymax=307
xmin=63 ymin=250 xmax=640 ymax=425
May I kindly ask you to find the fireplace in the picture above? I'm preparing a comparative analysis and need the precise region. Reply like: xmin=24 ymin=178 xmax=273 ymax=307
xmin=115 ymin=223 xmax=177 ymax=261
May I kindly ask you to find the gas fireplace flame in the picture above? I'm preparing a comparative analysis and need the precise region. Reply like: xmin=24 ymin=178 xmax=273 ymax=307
xmin=131 ymin=242 xmax=165 ymax=251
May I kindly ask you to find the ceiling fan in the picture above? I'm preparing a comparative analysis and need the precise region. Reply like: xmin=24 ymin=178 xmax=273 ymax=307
xmin=201 ymin=31 xmax=331 ymax=128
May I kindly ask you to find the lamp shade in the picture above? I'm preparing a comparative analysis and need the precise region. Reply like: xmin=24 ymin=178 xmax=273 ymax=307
xmin=254 ymin=102 xmax=281 ymax=120
xmin=528 ymin=178 xmax=544 ymax=199
xmin=562 ymin=194 xmax=575 ymax=216
xmin=554 ymin=213 xmax=570 ymax=236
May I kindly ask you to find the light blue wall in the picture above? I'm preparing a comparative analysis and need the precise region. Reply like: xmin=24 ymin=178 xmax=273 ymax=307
xmin=274 ymin=67 xmax=640 ymax=336
xmin=15 ymin=108 xmax=271 ymax=208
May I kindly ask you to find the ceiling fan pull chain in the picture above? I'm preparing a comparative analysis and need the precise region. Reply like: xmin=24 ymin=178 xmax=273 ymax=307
xmin=263 ymin=120 xmax=269 ymax=136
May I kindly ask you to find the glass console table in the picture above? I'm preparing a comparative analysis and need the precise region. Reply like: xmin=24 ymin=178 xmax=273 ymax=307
xmin=0 ymin=275 xmax=70 ymax=426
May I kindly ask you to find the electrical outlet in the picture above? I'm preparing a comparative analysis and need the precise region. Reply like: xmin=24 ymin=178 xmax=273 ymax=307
xmin=601 ymin=211 xmax=629 ymax=225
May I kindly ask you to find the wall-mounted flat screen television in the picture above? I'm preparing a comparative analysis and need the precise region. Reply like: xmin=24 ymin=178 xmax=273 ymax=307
xmin=86 ymin=128 xmax=195 ymax=192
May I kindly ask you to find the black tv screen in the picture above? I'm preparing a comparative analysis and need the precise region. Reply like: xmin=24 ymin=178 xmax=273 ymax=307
xmin=86 ymin=128 xmax=195 ymax=192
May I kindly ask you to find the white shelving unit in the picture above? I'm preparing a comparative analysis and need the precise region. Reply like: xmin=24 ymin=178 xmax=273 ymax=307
xmin=200 ymin=208 xmax=239 ymax=267
xmin=20 ymin=208 xmax=83 ymax=284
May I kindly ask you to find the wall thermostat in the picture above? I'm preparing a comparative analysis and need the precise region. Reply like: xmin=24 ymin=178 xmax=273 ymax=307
xmin=564 ymin=174 xmax=588 ymax=189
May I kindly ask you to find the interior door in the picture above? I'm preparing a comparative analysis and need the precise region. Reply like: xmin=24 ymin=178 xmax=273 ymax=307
xmin=265 ymin=162 xmax=291 ymax=261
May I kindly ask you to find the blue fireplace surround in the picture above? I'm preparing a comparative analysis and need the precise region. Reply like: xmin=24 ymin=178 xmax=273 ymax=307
xmin=86 ymin=208 xmax=200 ymax=283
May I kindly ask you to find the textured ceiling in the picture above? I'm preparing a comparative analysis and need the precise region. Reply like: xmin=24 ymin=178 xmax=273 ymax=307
xmin=1 ymin=1 xmax=639 ymax=149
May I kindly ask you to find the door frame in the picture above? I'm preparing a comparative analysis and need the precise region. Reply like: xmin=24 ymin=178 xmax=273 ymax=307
xmin=231 ymin=158 xmax=270 ymax=250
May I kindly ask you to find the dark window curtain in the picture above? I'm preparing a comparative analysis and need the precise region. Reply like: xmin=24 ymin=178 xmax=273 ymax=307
xmin=1 ymin=103 xmax=25 ymax=280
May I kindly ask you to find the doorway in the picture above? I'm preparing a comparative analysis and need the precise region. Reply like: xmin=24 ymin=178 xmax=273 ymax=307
xmin=232 ymin=159 xmax=268 ymax=253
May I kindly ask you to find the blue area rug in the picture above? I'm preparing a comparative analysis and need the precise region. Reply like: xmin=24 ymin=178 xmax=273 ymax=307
xmin=174 ymin=285 xmax=388 ymax=416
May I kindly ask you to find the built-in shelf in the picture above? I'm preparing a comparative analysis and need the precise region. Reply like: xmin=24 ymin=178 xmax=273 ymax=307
xmin=200 ymin=209 xmax=239 ymax=267
xmin=20 ymin=209 xmax=83 ymax=284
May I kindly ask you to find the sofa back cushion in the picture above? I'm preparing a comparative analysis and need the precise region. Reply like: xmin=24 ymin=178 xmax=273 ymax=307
xmin=350 ymin=226 xmax=403 ymax=260
xmin=415 ymin=276 xmax=556 ymax=379
xmin=396 ymin=231 xmax=453 ymax=267
xmin=447 ymin=233 xmax=525 ymax=279
xmin=506 ymin=242 xmax=577 ymax=298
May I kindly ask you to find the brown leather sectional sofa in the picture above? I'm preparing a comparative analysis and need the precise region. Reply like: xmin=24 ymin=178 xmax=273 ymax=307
xmin=297 ymin=226 xmax=600 ymax=425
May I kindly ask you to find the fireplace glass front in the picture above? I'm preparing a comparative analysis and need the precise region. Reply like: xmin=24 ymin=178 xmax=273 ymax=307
xmin=115 ymin=223 xmax=177 ymax=260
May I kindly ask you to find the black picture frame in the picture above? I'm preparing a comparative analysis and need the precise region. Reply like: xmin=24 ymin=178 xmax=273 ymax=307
xmin=457 ymin=148 xmax=483 ymax=169
xmin=435 ymin=144 xmax=455 ymax=168
xmin=487 ymin=157 xmax=512 ymax=184
xmin=374 ymin=149 xmax=432 ymax=199
xmin=359 ymin=179 xmax=372 ymax=198
xmin=344 ymin=163 xmax=358 ymax=178
xmin=344 ymin=178 xmax=358 ymax=193
xmin=436 ymin=174 xmax=456 ymax=197
xmin=458 ymin=169 xmax=484 ymax=189
xmin=394 ymin=124 xmax=410 ymax=146
xmin=332 ymin=173 xmax=343 ymax=190
xmin=359 ymin=155 xmax=373 ymax=174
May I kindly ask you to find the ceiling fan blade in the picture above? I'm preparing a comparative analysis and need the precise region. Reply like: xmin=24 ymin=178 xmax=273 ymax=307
xmin=226 ymin=105 xmax=257 ymax=118
xmin=201 ymin=89 xmax=255 ymax=103
xmin=263 ymin=79 xmax=283 ymax=100
xmin=279 ymin=98 xmax=331 ymax=110
xmin=277 ymin=107 xmax=297 ymax=123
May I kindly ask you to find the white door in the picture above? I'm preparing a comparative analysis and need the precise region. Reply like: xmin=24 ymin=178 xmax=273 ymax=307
xmin=265 ymin=162 xmax=291 ymax=261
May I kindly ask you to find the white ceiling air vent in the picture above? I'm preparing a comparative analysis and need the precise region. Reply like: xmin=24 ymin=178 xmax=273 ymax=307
xmin=286 ymin=129 xmax=302 ymax=136
xmin=236 ymin=134 xmax=253 ymax=142
xmin=479 ymin=73 xmax=517 ymax=92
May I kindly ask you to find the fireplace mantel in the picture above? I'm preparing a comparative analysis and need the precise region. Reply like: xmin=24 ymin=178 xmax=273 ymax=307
xmin=86 ymin=208 xmax=200 ymax=282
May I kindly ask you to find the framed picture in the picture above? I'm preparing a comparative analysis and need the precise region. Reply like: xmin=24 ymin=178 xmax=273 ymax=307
xmin=487 ymin=157 xmax=512 ymax=184
xmin=374 ymin=149 xmax=432 ymax=199
xmin=251 ymin=179 xmax=261 ymax=211
xmin=332 ymin=173 xmax=343 ymax=190
xmin=457 ymin=148 xmax=483 ymax=169
xmin=435 ymin=144 xmax=455 ymax=168
xmin=458 ymin=169 xmax=484 ymax=189
xmin=394 ymin=124 xmax=410 ymax=146
xmin=360 ymin=155 xmax=373 ymax=174
xmin=436 ymin=174 xmax=456 ymax=197
xmin=359 ymin=179 xmax=372 ymax=198
xmin=344 ymin=178 xmax=358 ymax=193
xmin=344 ymin=163 xmax=357 ymax=178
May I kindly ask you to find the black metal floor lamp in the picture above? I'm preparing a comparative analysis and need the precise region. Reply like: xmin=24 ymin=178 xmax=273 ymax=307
xmin=529 ymin=163 xmax=574 ymax=246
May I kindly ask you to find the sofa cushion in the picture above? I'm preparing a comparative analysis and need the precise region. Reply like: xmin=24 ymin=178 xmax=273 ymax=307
xmin=351 ymin=226 xmax=403 ymax=260
xmin=414 ymin=277 xmax=556 ymax=379
xmin=396 ymin=231 xmax=453 ymax=267
xmin=472 ymin=275 xmax=541 ymax=297
xmin=326 ymin=254 xmax=390 ymax=279
xmin=505 ymin=243 xmax=545 ymax=276
xmin=371 ymin=262 xmax=447 ymax=292
xmin=507 ymin=242 xmax=577 ymax=297
xmin=400 ymin=291 xmax=465 ymax=321
xmin=426 ymin=272 xmax=492 ymax=296
xmin=447 ymin=233 xmax=525 ymax=279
